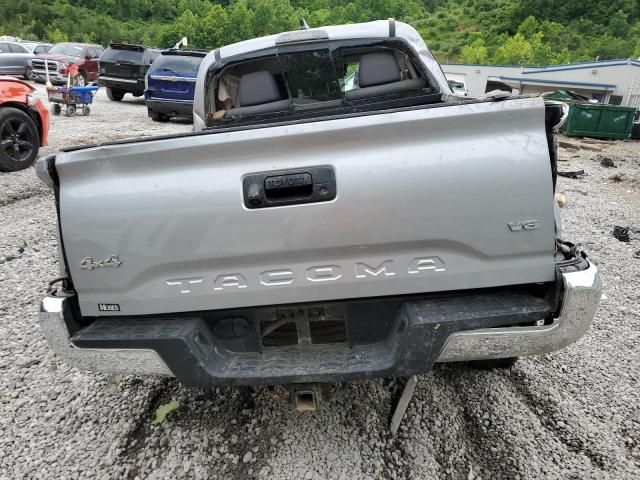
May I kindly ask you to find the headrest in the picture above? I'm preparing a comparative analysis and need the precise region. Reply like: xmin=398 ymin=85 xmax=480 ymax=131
xmin=358 ymin=52 xmax=401 ymax=88
xmin=237 ymin=70 xmax=281 ymax=107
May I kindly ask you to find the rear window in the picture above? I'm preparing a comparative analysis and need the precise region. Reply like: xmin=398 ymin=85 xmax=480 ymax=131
xmin=101 ymin=47 xmax=144 ymax=63
xmin=150 ymin=55 xmax=203 ymax=74
xmin=207 ymin=43 xmax=432 ymax=126
xmin=281 ymin=50 xmax=341 ymax=106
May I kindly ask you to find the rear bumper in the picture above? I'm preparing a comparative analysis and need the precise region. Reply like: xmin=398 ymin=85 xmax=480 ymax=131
xmin=146 ymin=98 xmax=194 ymax=116
xmin=99 ymin=76 xmax=145 ymax=93
xmin=39 ymin=259 xmax=601 ymax=386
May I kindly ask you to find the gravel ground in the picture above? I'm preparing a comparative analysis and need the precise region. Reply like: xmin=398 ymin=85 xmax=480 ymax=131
xmin=1 ymin=86 xmax=639 ymax=480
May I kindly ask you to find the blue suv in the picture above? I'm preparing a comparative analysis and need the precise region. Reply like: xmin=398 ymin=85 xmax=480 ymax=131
xmin=144 ymin=49 xmax=207 ymax=122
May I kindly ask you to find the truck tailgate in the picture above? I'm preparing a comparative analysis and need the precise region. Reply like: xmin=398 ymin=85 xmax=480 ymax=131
xmin=55 ymin=97 xmax=556 ymax=317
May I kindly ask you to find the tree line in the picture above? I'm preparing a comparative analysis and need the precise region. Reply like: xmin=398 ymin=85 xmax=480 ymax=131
xmin=1 ymin=0 xmax=639 ymax=66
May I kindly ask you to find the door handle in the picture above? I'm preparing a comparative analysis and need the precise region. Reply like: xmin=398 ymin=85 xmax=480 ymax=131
xmin=243 ymin=166 xmax=336 ymax=209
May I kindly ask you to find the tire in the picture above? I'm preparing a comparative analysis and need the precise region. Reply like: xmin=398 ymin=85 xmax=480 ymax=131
xmin=65 ymin=105 xmax=76 ymax=117
xmin=0 ymin=107 xmax=40 ymax=172
xmin=74 ymin=72 xmax=87 ymax=87
xmin=106 ymin=87 xmax=125 ymax=102
xmin=82 ymin=106 xmax=90 ymax=116
xmin=150 ymin=111 xmax=169 ymax=122
xmin=468 ymin=357 xmax=518 ymax=370
xmin=51 ymin=104 xmax=61 ymax=116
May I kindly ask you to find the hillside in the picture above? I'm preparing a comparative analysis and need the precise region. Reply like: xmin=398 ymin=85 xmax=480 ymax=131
xmin=1 ymin=0 xmax=639 ymax=65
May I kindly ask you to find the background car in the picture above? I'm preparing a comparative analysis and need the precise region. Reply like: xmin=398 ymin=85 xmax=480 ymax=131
xmin=98 ymin=43 xmax=161 ymax=101
xmin=21 ymin=42 xmax=53 ymax=55
xmin=31 ymin=42 xmax=103 ymax=85
xmin=0 ymin=76 xmax=49 ymax=172
xmin=144 ymin=49 xmax=206 ymax=122
xmin=0 ymin=42 xmax=33 ymax=79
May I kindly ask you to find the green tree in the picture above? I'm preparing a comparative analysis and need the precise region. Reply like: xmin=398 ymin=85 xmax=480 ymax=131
xmin=47 ymin=27 xmax=69 ymax=43
xmin=461 ymin=36 xmax=488 ymax=63
xmin=494 ymin=33 xmax=532 ymax=65
xmin=517 ymin=15 xmax=539 ymax=39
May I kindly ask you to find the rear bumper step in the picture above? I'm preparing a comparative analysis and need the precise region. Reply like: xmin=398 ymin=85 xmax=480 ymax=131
xmin=39 ymin=259 xmax=601 ymax=386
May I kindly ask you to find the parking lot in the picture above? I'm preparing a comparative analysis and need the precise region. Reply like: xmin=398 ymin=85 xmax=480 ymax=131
xmin=1 ymin=84 xmax=639 ymax=480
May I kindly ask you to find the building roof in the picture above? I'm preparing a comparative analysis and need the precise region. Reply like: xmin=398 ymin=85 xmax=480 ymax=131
xmin=523 ymin=59 xmax=640 ymax=74
xmin=443 ymin=58 xmax=640 ymax=74
xmin=499 ymin=76 xmax=616 ymax=90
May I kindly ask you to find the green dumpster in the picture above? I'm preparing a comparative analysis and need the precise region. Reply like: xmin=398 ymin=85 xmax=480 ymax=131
xmin=563 ymin=103 xmax=636 ymax=140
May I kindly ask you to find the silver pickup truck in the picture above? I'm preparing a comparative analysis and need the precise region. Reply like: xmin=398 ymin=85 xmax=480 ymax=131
xmin=37 ymin=21 xmax=601 ymax=389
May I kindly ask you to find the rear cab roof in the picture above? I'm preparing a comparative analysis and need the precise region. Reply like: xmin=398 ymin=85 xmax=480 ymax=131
xmin=193 ymin=20 xmax=450 ymax=130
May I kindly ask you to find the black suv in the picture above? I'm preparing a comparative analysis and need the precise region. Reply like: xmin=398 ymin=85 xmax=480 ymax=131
xmin=98 ymin=43 xmax=160 ymax=101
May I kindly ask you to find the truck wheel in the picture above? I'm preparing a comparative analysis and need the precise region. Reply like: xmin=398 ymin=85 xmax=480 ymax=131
xmin=106 ymin=88 xmax=125 ymax=102
xmin=82 ymin=106 xmax=90 ymax=116
xmin=150 ymin=111 xmax=169 ymax=122
xmin=468 ymin=357 xmax=518 ymax=370
xmin=51 ymin=104 xmax=62 ymax=116
xmin=0 ymin=108 xmax=40 ymax=172
xmin=66 ymin=105 xmax=77 ymax=117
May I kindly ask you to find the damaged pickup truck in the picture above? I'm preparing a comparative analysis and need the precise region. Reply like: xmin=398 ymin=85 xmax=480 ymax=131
xmin=37 ymin=21 xmax=601 ymax=393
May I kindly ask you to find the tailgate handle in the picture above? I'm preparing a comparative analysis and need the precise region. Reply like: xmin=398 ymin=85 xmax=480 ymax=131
xmin=243 ymin=166 xmax=336 ymax=209
xmin=265 ymin=173 xmax=313 ymax=198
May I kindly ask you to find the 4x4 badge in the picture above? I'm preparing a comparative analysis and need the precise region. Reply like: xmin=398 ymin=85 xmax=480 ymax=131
xmin=79 ymin=255 xmax=122 ymax=270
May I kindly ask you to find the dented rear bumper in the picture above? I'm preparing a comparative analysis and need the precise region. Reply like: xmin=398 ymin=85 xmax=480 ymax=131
xmin=39 ymin=259 xmax=601 ymax=385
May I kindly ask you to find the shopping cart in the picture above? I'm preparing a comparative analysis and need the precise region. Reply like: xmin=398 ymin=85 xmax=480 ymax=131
xmin=47 ymin=85 xmax=99 ymax=117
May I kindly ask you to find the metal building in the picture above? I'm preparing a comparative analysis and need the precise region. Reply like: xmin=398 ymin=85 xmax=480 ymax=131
xmin=442 ymin=59 xmax=640 ymax=108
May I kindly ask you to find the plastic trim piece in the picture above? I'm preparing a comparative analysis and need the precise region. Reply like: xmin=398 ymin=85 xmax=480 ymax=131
xmin=436 ymin=259 xmax=601 ymax=362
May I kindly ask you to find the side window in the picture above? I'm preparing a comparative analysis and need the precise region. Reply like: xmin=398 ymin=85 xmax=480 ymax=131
xmin=0 ymin=43 xmax=9 ymax=53
xmin=280 ymin=49 xmax=341 ymax=107
xmin=88 ymin=48 xmax=99 ymax=59
xmin=10 ymin=43 xmax=28 ymax=54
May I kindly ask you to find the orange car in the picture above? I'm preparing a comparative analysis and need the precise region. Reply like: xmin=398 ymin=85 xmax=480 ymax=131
xmin=0 ymin=76 xmax=50 ymax=172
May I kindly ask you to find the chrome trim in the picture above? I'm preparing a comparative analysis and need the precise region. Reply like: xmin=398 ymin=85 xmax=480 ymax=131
xmin=146 ymin=97 xmax=194 ymax=104
xmin=98 ymin=76 xmax=139 ymax=83
xmin=148 ymin=75 xmax=197 ymax=83
xmin=437 ymin=259 xmax=601 ymax=362
xmin=40 ymin=293 xmax=173 ymax=376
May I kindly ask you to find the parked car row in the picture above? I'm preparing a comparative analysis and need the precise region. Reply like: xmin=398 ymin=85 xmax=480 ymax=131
xmin=0 ymin=41 xmax=205 ymax=173
xmin=98 ymin=43 xmax=205 ymax=122
xmin=1 ymin=39 xmax=205 ymax=122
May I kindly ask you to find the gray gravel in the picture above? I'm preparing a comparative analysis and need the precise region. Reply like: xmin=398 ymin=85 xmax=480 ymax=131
xmin=1 ymin=87 xmax=639 ymax=479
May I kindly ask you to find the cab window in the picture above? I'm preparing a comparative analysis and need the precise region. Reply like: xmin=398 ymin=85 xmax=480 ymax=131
xmin=280 ymin=49 xmax=341 ymax=107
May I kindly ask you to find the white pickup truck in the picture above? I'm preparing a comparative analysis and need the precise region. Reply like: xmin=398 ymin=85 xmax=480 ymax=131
xmin=37 ymin=21 xmax=601 ymax=391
